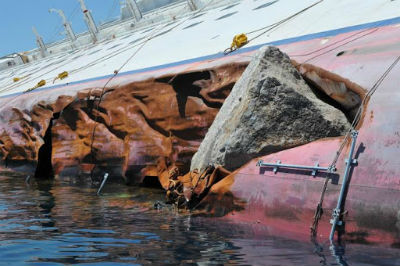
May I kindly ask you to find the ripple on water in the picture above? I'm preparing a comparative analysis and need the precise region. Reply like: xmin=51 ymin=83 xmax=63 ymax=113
xmin=0 ymin=172 xmax=399 ymax=265
xmin=75 ymin=229 xmax=116 ymax=234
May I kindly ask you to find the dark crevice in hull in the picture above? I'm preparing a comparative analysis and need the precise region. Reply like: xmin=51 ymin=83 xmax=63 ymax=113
xmin=34 ymin=114 xmax=59 ymax=179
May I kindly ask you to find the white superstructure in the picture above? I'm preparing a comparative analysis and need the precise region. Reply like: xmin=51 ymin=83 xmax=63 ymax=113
xmin=0 ymin=0 xmax=399 ymax=98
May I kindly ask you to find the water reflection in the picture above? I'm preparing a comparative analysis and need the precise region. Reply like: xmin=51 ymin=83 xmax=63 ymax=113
xmin=311 ymin=236 xmax=327 ymax=265
xmin=330 ymin=243 xmax=348 ymax=266
xmin=36 ymin=180 xmax=56 ymax=228
xmin=0 ymin=172 xmax=399 ymax=265
xmin=311 ymin=235 xmax=350 ymax=266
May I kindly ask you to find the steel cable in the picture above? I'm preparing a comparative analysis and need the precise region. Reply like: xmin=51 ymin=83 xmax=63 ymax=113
xmin=310 ymin=55 xmax=400 ymax=237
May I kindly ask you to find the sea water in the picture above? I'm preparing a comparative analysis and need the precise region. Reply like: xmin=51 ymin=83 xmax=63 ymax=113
xmin=0 ymin=172 xmax=399 ymax=266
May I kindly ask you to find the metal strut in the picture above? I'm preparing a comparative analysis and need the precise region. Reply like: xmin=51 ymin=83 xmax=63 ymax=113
xmin=97 ymin=173 xmax=109 ymax=195
xmin=49 ymin=9 xmax=77 ymax=48
xmin=78 ymin=0 xmax=98 ymax=43
xmin=32 ymin=27 xmax=48 ymax=58
xmin=257 ymin=160 xmax=336 ymax=176
xmin=126 ymin=0 xmax=142 ymax=22
xmin=329 ymin=130 xmax=359 ymax=243
xmin=187 ymin=0 xmax=197 ymax=11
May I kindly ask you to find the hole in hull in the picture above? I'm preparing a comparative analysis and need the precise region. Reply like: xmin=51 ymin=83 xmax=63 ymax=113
xmin=34 ymin=118 xmax=55 ymax=179
xmin=156 ymin=71 xmax=214 ymax=117
xmin=141 ymin=176 xmax=163 ymax=189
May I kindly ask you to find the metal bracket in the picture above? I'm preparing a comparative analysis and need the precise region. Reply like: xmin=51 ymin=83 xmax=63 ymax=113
xmin=312 ymin=162 xmax=319 ymax=177
xmin=330 ymin=208 xmax=343 ymax=226
xmin=257 ymin=160 xmax=334 ymax=176
xmin=345 ymin=158 xmax=358 ymax=165
xmin=273 ymin=160 xmax=281 ymax=174
xmin=97 ymin=173 xmax=109 ymax=195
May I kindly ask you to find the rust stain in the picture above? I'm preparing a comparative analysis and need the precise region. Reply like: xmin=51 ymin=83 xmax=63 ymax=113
xmin=0 ymin=63 xmax=247 ymax=183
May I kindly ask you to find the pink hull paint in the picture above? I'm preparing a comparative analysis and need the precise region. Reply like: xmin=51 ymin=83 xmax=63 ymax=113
xmin=3 ymin=20 xmax=400 ymax=245
xmin=218 ymin=24 xmax=400 ymax=245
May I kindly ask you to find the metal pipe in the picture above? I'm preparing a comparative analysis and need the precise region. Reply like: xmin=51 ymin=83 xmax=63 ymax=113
xmin=126 ymin=0 xmax=142 ymax=22
xmin=78 ymin=0 xmax=98 ymax=43
xmin=97 ymin=173 xmax=109 ymax=195
xmin=258 ymin=161 xmax=332 ymax=172
xmin=187 ymin=0 xmax=197 ymax=11
xmin=32 ymin=27 xmax=48 ymax=58
xmin=257 ymin=160 xmax=335 ymax=177
xmin=329 ymin=130 xmax=358 ymax=242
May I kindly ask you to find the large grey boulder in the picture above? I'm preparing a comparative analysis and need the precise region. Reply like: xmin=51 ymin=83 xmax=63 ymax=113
xmin=191 ymin=46 xmax=350 ymax=171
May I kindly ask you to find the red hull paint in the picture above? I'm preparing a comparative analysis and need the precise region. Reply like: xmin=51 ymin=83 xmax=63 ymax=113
xmin=218 ymin=24 xmax=400 ymax=245
xmin=3 ymin=20 xmax=400 ymax=245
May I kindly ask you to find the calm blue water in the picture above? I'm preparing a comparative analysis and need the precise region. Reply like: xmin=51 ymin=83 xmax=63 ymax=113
xmin=0 ymin=171 xmax=399 ymax=266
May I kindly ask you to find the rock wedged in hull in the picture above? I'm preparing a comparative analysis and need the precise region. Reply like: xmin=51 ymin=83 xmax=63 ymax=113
xmin=191 ymin=46 xmax=350 ymax=171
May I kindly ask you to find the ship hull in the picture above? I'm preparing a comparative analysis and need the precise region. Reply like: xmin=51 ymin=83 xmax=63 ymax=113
xmin=1 ymin=9 xmax=400 ymax=245
xmin=199 ymin=22 xmax=400 ymax=245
